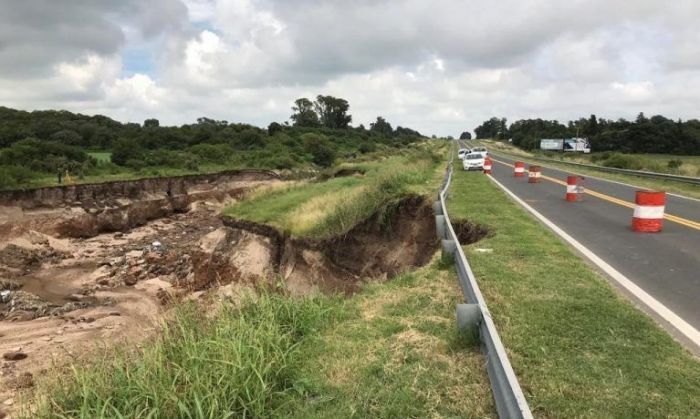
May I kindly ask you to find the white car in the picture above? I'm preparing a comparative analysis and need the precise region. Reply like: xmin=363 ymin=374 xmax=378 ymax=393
xmin=472 ymin=147 xmax=488 ymax=157
xmin=463 ymin=152 xmax=485 ymax=171
xmin=457 ymin=148 xmax=471 ymax=159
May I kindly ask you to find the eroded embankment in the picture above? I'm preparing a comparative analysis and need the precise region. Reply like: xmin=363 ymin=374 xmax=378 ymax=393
xmin=217 ymin=195 xmax=438 ymax=295
xmin=0 ymin=182 xmax=439 ymax=412
xmin=0 ymin=170 xmax=280 ymax=239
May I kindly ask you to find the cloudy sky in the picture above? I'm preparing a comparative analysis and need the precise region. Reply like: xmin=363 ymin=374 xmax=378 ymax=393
xmin=1 ymin=0 xmax=699 ymax=136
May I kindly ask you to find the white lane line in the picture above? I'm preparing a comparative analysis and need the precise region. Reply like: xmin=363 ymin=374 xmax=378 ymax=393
xmin=486 ymin=174 xmax=700 ymax=349
xmin=489 ymin=151 xmax=700 ymax=203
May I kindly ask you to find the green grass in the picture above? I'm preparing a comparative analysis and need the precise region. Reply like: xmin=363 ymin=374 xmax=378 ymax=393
xmin=447 ymin=169 xmax=700 ymax=418
xmin=30 ymin=242 xmax=495 ymax=418
xmin=474 ymin=140 xmax=700 ymax=199
xmin=30 ymin=293 xmax=345 ymax=418
xmin=87 ymin=151 xmax=112 ymax=162
xmin=281 ymin=261 xmax=495 ymax=418
xmin=224 ymin=146 xmax=446 ymax=238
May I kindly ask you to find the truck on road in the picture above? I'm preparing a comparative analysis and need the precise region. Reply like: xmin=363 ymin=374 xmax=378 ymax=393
xmin=540 ymin=138 xmax=591 ymax=153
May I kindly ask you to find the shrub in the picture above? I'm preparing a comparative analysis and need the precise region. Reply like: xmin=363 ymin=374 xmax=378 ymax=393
xmin=0 ymin=166 xmax=37 ymax=190
xmin=302 ymin=133 xmax=335 ymax=167
xmin=0 ymin=138 xmax=90 ymax=173
xmin=600 ymin=153 xmax=645 ymax=170
xmin=358 ymin=142 xmax=376 ymax=153
xmin=268 ymin=122 xmax=284 ymax=136
xmin=125 ymin=159 xmax=146 ymax=170
xmin=667 ymin=159 xmax=683 ymax=170
xmin=188 ymin=143 xmax=234 ymax=164
xmin=111 ymin=138 xmax=144 ymax=166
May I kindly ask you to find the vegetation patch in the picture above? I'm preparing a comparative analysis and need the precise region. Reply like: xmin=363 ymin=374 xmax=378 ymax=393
xmin=448 ymin=169 xmax=700 ymax=417
xmin=29 ymin=294 xmax=345 ymax=418
xmin=224 ymin=146 xmax=446 ymax=238
xmin=0 ymin=102 xmax=425 ymax=190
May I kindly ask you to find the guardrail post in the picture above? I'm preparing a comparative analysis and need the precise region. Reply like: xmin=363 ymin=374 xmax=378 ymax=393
xmin=435 ymin=215 xmax=447 ymax=239
xmin=433 ymin=200 xmax=443 ymax=215
xmin=456 ymin=303 xmax=482 ymax=331
xmin=441 ymin=239 xmax=456 ymax=260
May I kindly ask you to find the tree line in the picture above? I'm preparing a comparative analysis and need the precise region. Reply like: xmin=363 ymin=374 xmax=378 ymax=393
xmin=473 ymin=113 xmax=700 ymax=155
xmin=0 ymin=96 xmax=424 ymax=189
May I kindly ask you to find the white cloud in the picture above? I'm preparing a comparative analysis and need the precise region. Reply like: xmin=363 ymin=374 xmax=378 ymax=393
xmin=2 ymin=0 xmax=700 ymax=135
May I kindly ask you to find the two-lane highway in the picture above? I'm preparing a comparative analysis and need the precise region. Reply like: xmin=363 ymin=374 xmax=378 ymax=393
xmin=459 ymin=140 xmax=700 ymax=352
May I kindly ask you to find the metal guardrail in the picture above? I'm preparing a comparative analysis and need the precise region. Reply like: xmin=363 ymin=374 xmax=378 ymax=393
xmin=467 ymin=140 xmax=700 ymax=185
xmin=522 ymin=157 xmax=700 ymax=185
xmin=436 ymin=145 xmax=533 ymax=419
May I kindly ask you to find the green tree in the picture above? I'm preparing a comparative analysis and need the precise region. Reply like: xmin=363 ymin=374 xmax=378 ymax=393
xmin=111 ymin=138 xmax=144 ymax=166
xmin=144 ymin=118 xmax=160 ymax=128
xmin=459 ymin=131 xmax=472 ymax=140
xmin=584 ymin=114 xmax=598 ymax=137
xmin=314 ymin=95 xmax=352 ymax=129
xmin=474 ymin=117 xmax=508 ymax=139
xmin=370 ymin=116 xmax=393 ymax=136
xmin=267 ymin=122 xmax=283 ymax=136
xmin=290 ymin=98 xmax=320 ymax=127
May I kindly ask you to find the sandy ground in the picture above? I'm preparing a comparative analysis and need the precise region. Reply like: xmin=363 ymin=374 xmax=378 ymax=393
xmin=0 ymin=184 xmax=280 ymax=415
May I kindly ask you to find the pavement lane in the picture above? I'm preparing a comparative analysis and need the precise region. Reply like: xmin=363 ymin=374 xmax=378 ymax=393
xmin=458 ymin=140 xmax=700 ymax=342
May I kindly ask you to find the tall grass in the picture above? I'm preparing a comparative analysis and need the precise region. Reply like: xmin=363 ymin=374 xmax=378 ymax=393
xmin=306 ymin=169 xmax=428 ymax=238
xmin=225 ymin=146 xmax=444 ymax=239
xmin=31 ymin=294 xmax=343 ymax=418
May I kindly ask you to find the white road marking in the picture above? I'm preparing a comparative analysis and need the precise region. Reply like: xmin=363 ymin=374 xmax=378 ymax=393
xmin=486 ymin=174 xmax=700 ymax=349
xmin=488 ymin=149 xmax=700 ymax=203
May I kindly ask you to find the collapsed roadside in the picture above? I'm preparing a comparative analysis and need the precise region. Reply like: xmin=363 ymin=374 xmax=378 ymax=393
xmin=3 ymin=143 xmax=500 ymax=418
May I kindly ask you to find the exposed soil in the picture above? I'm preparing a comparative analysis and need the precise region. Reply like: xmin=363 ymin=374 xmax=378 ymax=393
xmin=0 ymin=171 xmax=281 ymax=413
xmin=0 ymin=172 xmax=438 ymax=414
xmin=451 ymin=219 xmax=491 ymax=244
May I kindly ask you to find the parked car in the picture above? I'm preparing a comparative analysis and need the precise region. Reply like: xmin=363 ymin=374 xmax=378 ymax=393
xmin=463 ymin=152 xmax=485 ymax=171
xmin=472 ymin=147 xmax=488 ymax=157
xmin=457 ymin=148 xmax=471 ymax=159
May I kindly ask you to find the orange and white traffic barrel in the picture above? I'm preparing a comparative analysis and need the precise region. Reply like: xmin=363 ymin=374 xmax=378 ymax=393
xmin=528 ymin=165 xmax=541 ymax=183
xmin=514 ymin=161 xmax=525 ymax=177
xmin=483 ymin=157 xmax=493 ymax=174
xmin=566 ymin=176 xmax=584 ymax=201
xmin=632 ymin=191 xmax=665 ymax=232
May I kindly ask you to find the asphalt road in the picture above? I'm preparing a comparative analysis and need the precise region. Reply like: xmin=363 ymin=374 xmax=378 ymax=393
xmin=458 ymin=140 xmax=700 ymax=350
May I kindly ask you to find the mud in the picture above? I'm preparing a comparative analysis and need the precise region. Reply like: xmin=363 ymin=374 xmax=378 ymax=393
xmin=451 ymin=219 xmax=491 ymax=244
xmin=0 ymin=172 xmax=439 ymax=413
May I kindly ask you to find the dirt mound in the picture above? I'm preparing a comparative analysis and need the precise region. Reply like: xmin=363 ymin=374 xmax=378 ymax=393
xmin=451 ymin=219 xmax=491 ymax=244
xmin=0 ymin=244 xmax=66 ymax=277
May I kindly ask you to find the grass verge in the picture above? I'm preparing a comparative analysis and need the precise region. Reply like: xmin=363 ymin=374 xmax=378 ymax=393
xmin=224 ymin=145 xmax=447 ymax=238
xmin=30 ymin=259 xmax=496 ymax=418
xmin=448 ymin=169 xmax=700 ymax=417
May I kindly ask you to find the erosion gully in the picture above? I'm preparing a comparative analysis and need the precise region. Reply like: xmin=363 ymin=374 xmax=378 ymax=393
xmin=0 ymin=170 xmax=438 ymax=412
